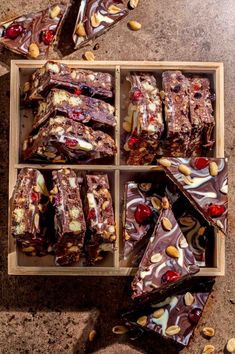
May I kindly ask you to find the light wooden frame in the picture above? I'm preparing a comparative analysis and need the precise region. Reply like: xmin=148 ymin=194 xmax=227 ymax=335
xmin=8 ymin=60 xmax=225 ymax=276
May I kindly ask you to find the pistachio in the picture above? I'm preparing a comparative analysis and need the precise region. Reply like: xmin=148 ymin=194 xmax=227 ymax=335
xmin=151 ymin=196 xmax=162 ymax=210
xmin=158 ymin=158 xmax=171 ymax=167
xmin=165 ymin=325 xmax=181 ymax=336
xmin=184 ymin=292 xmax=194 ymax=306
xmin=84 ymin=51 xmax=95 ymax=61
xmin=161 ymin=197 xmax=170 ymax=209
xmin=88 ymin=330 xmax=97 ymax=342
xmin=202 ymin=327 xmax=215 ymax=338
xmin=136 ymin=316 xmax=147 ymax=326
xmin=226 ymin=338 xmax=235 ymax=353
xmin=152 ymin=308 xmax=164 ymax=319
xmin=209 ymin=161 xmax=218 ymax=177
xmin=166 ymin=245 xmax=179 ymax=258
xmin=91 ymin=13 xmax=101 ymax=28
xmin=122 ymin=121 xmax=132 ymax=132
xmin=28 ymin=43 xmax=40 ymax=58
xmin=150 ymin=253 xmax=162 ymax=263
xmin=183 ymin=175 xmax=193 ymax=185
xmin=108 ymin=4 xmax=122 ymax=13
xmin=23 ymin=81 xmax=30 ymax=92
xmin=50 ymin=5 xmax=61 ymax=19
xmin=34 ymin=214 xmax=39 ymax=229
xmin=162 ymin=217 xmax=173 ymax=231
xmin=128 ymin=20 xmax=142 ymax=31
xmin=202 ymin=344 xmax=215 ymax=354
xmin=112 ymin=325 xmax=129 ymax=334
xmin=129 ymin=0 xmax=139 ymax=9
xmin=178 ymin=164 xmax=191 ymax=176
xmin=220 ymin=184 xmax=228 ymax=194
xmin=76 ymin=22 xmax=86 ymax=37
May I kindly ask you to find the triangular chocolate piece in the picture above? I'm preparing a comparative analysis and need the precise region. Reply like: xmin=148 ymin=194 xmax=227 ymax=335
xmin=0 ymin=3 xmax=68 ymax=58
xmin=131 ymin=199 xmax=199 ymax=299
xmin=159 ymin=157 xmax=228 ymax=234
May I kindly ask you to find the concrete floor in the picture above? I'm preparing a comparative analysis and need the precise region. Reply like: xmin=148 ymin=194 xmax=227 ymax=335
xmin=0 ymin=0 xmax=235 ymax=353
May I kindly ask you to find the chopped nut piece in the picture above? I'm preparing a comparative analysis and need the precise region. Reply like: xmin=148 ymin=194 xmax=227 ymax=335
xmin=161 ymin=197 xmax=170 ymax=209
xmin=69 ymin=221 xmax=81 ymax=233
xmin=162 ymin=217 xmax=172 ymax=231
xmin=108 ymin=4 xmax=122 ymax=14
xmin=152 ymin=308 xmax=164 ymax=318
xmin=91 ymin=13 xmax=101 ymax=27
xmin=202 ymin=327 xmax=215 ymax=338
xmin=202 ymin=344 xmax=215 ymax=354
xmin=226 ymin=338 xmax=235 ymax=353
xmin=84 ymin=51 xmax=95 ymax=61
xmin=102 ymin=201 xmax=110 ymax=210
xmin=184 ymin=292 xmax=194 ymax=306
xmin=166 ymin=245 xmax=179 ymax=258
xmin=158 ymin=158 xmax=171 ymax=167
xmin=129 ymin=0 xmax=139 ymax=9
xmin=178 ymin=164 xmax=191 ymax=176
xmin=150 ymin=253 xmax=162 ymax=263
xmin=50 ymin=5 xmax=61 ymax=19
xmin=88 ymin=330 xmax=97 ymax=342
xmin=165 ymin=325 xmax=181 ymax=336
xmin=137 ymin=316 xmax=147 ymax=326
xmin=209 ymin=161 xmax=218 ymax=177
xmin=112 ymin=325 xmax=129 ymax=334
xmin=128 ymin=20 xmax=142 ymax=30
xmin=151 ymin=196 xmax=161 ymax=210
xmin=28 ymin=43 xmax=40 ymax=58
xmin=76 ymin=23 xmax=86 ymax=37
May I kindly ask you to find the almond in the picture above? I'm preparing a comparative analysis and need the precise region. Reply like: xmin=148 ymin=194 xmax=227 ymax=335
xmin=178 ymin=164 xmax=191 ymax=176
xmin=198 ymin=226 xmax=206 ymax=236
xmin=128 ymin=20 xmax=142 ymax=31
xmin=152 ymin=308 xmax=164 ymax=319
xmin=161 ymin=197 xmax=170 ymax=209
xmin=50 ymin=5 xmax=61 ymax=19
xmin=150 ymin=253 xmax=162 ymax=263
xmin=84 ymin=51 xmax=95 ymax=61
xmin=209 ymin=161 xmax=218 ymax=177
xmin=88 ymin=330 xmax=97 ymax=342
xmin=165 ymin=325 xmax=181 ymax=336
xmin=166 ymin=245 xmax=179 ymax=258
xmin=136 ymin=316 xmax=147 ymax=326
xmin=28 ymin=43 xmax=40 ymax=59
xmin=129 ymin=0 xmax=139 ymax=9
xmin=112 ymin=325 xmax=129 ymax=334
xmin=68 ymin=246 xmax=79 ymax=253
xmin=202 ymin=344 xmax=215 ymax=354
xmin=151 ymin=196 xmax=161 ymax=210
xmin=202 ymin=327 xmax=215 ymax=338
xmin=184 ymin=292 xmax=194 ymax=306
xmin=122 ymin=121 xmax=132 ymax=132
xmin=76 ymin=23 xmax=86 ymax=37
xmin=179 ymin=216 xmax=194 ymax=227
xmin=158 ymin=158 xmax=171 ymax=167
xmin=91 ymin=13 xmax=101 ymax=27
xmin=226 ymin=338 xmax=235 ymax=353
xmin=162 ymin=217 xmax=172 ymax=231
xmin=108 ymin=4 xmax=122 ymax=13
xmin=183 ymin=175 xmax=193 ymax=185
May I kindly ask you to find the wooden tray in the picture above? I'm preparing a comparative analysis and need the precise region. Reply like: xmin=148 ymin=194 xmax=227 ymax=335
xmin=8 ymin=60 xmax=225 ymax=276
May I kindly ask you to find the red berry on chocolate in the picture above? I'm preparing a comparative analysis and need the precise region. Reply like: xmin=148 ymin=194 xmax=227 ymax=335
xmin=131 ymin=89 xmax=143 ymax=101
xmin=69 ymin=112 xmax=82 ymax=121
xmin=191 ymin=157 xmax=209 ymax=170
xmin=161 ymin=270 xmax=180 ymax=284
xmin=128 ymin=136 xmax=140 ymax=149
xmin=5 ymin=24 xmax=24 ymax=39
xmin=134 ymin=204 xmax=152 ymax=224
xmin=87 ymin=208 xmax=96 ymax=220
xmin=188 ymin=308 xmax=202 ymax=324
xmin=31 ymin=192 xmax=38 ymax=203
xmin=42 ymin=30 xmax=54 ymax=45
xmin=74 ymin=89 xmax=82 ymax=95
xmin=207 ymin=204 xmax=225 ymax=218
xmin=65 ymin=139 xmax=77 ymax=147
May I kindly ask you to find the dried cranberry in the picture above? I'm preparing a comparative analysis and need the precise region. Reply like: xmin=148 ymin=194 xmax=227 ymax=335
xmin=5 ymin=23 xmax=24 ymax=39
xmin=42 ymin=30 xmax=54 ymax=45
xmin=65 ymin=138 xmax=77 ymax=147
xmin=191 ymin=157 xmax=209 ymax=170
xmin=172 ymin=84 xmax=181 ymax=93
xmin=161 ymin=270 xmax=180 ymax=284
xmin=131 ymin=90 xmax=143 ymax=101
xmin=134 ymin=204 xmax=151 ymax=224
xmin=149 ymin=115 xmax=155 ymax=123
xmin=31 ymin=192 xmax=38 ymax=203
xmin=188 ymin=308 xmax=202 ymax=324
xmin=69 ymin=111 xmax=82 ymax=121
xmin=194 ymin=92 xmax=202 ymax=99
xmin=192 ymin=83 xmax=201 ymax=91
xmin=87 ymin=208 xmax=96 ymax=220
xmin=128 ymin=136 xmax=140 ymax=149
xmin=207 ymin=204 xmax=225 ymax=218
xmin=74 ymin=88 xmax=82 ymax=95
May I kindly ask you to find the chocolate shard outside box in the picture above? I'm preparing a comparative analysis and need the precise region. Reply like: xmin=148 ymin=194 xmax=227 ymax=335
xmin=11 ymin=168 xmax=50 ymax=256
xmin=131 ymin=198 xmax=200 ymax=300
xmin=33 ymin=88 xmax=116 ymax=131
xmin=27 ymin=61 xmax=114 ymax=100
xmin=124 ymin=72 xmax=164 ymax=165
xmin=0 ymin=3 xmax=68 ymax=59
xmin=85 ymin=174 xmax=116 ymax=265
xmin=123 ymin=279 xmax=214 ymax=347
xmin=23 ymin=116 xmax=117 ymax=163
xmin=51 ymin=169 xmax=86 ymax=266
xmin=73 ymin=0 xmax=128 ymax=49
xmin=159 ymin=157 xmax=228 ymax=234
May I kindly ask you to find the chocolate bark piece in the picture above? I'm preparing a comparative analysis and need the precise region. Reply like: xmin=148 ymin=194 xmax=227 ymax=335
xmin=85 ymin=174 xmax=116 ymax=264
xmin=33 ymin=88 xmax=116 ymax=130
xmin=124 ymin=281 xmax=212 ymax=347
xmin=162 ymin=71 xmax=191 ymax=156
xmin=0 ymin=3 xmax=68 ymax=59
xmin=160 ymin=157 xmax=228 ymax=234
xmin=73 ymin=0 xmax=128 ymax=49
xmin=123 ymin=182 xmax=161 ymax=264
xmin=124 ymin=73 xmax=164 ymax=165
xmin=131 ymin=199 xmax=199 ymax=299
xmin=188 ymin=77 xmax=215 ymax=156
xmin=50 ymin=168 xmax=86 ymax=266
xmin=23 ymin=116 xmax=117 ymax=163
xmin=28 ymin=61 xmax=113 ymax=100
xmin=11 ymin=168 xmax=49 ymax=256
xmin=178 ymin=213 xmax=209 ymax=267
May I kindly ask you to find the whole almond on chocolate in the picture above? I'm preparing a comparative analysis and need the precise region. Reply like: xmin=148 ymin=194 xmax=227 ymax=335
xmin=162 ymin=217 xmax=172 ymax=231
xmin=184 ymin=292 xmax=194 ymax=306
xmin=226 ymin=338 xmax=235 ymax=353
xmin=76 ymin=23 xmax=86 ymax=37
xmin=202 ymin=327 xmax=215 ymax=338
xmin=161 ymin=197 xmax=170 ymax=209
xmin=202 ymin=344 xmax=215 ymax=354
xmin=112 ymin=325 xmax=128 ymax=334
xmin=151 ymin=196 xmax=161 ymax=210
xmin=209 ymin=161 xmax=218 ymax=176
xmin=28 ymin=43 xmax=40 ymax=58
xmin=137 ymin=316 xmax=147 ymax=326
xmin=152 ymin=308 xmax=164 ymax=318
xmin=165 ymin=325 xmax=181 ymax=336
xmin=91 ymin=13 xmax=101 ymax=27
xmin=178 ymin=164 xmax=191 ymax=176
xmin=88 ymin=330 xmax=97 ymax=342
xmin=128 ymin=20 xmax=142 ymax=31
xmin=108 ymin=4 xmax=122 ymax=13
xmin=166 ymin=245 xmax=179 ymax=258
xmin=158 ymin=158 xmax=171 ymax=167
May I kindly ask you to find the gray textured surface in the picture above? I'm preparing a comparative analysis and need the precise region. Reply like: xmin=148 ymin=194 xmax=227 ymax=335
xmin=0 ymin=0 xmax=235 ymax=353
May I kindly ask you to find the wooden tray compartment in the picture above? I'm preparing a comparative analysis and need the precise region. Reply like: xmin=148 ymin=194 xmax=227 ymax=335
xmin=8 ymin=60 xmax=225 ymax=276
